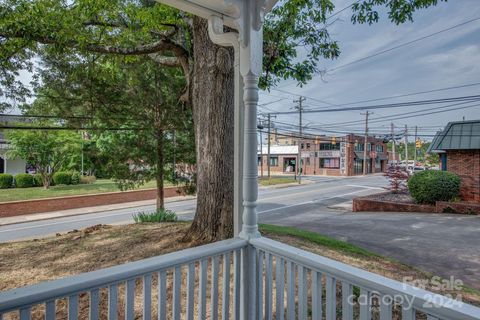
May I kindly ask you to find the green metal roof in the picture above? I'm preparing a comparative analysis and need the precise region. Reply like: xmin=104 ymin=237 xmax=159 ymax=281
xmin=428 ymin=120 xmax=480 ymax=152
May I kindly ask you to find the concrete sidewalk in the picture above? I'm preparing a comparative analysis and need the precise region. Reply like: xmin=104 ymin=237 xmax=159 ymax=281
xmin=0 ymin=195 xmax=196 ymax=226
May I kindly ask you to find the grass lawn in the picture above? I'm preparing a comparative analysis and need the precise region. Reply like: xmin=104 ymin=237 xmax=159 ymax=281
xmin=1 ymin=222 xmax=478 ymax=316
xmin=258 ymin=175 xmax=298 ymax=186
xmin=0 ymin=179 xmax=172 ymax=203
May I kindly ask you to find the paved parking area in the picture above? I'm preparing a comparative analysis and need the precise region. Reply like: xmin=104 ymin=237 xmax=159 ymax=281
xmin=260 ymin=209 xmax=480 ymax=289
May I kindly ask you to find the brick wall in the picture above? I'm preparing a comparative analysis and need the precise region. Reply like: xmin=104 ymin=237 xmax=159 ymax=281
xmin=0 ymin=187 xmax=184 ymax=218
xmin=446 ymin=150 xmax=480 ymax=202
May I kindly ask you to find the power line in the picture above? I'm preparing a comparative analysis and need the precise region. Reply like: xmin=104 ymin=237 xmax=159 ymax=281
xmin=328 ymin=16 xmax=480 ymax=72
xmin=272 ymin=95 xmax=480 ymax=115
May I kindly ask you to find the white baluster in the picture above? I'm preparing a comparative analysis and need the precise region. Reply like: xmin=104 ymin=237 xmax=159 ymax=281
xmin=276 ymin=257 xmax=285 ymax=320
xmin=143 ymin=274 xmax=152 ymax=320
xmin=312 ymin=271 xmax=322 ymax=320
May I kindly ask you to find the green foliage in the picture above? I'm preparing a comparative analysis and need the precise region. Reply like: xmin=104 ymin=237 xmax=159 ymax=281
xmin=408 ymin=170 xmax=461 ymax=204
xmin=71 ymin=171 xmax=81 ymax=185
xmin=6 ymin=126 xmax=82 ymax=188
xmin=133 ymin=209 xmax=178 ymax=223
xmin=53 ymin=172 xmax=72 ymax=185
xmin=14 ymin=173 xmax=34 ymax=188
xmin=0 ymin=173 xmax=13 ymax=189
xmin=33 ymin=173 xmax=43 ymax=187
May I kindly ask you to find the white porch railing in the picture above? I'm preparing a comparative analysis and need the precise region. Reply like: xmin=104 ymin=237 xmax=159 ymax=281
xmin=1 ymin=236 xmax=479 ymax=320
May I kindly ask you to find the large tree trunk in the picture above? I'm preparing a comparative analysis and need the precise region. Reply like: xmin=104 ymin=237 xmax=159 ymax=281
xmin=156 ymin=129 xmax=165 ymax=210
xmin=185 ymin=17 xmax=235 ymax=242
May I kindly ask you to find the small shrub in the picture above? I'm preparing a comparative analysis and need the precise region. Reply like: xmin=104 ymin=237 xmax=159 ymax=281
xmin=15 ymin=173 xmax=35 ymax=188
xmin=80 ymin=175 xmax=96 ymax=184
xmin=384 ymin=165 xmax=409 ymax=193
xmin=71 ymin=171 xmax=81 ymax=185
xmin=133 ymin=209 xmax=178 ymax=223
xmin=408 ymin=170 xmax=461 ymax=205
xmin=53 ymin=172 xmax=71 ymax=185
xmin=33 ymin=173 xmax=43 ymax=187
xmin=0 ymin=173 xmax=13 ymax=189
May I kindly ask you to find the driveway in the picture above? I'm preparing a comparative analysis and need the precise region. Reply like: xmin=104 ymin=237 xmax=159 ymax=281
xmin=260 ymin=208 xmax=480 ymax=289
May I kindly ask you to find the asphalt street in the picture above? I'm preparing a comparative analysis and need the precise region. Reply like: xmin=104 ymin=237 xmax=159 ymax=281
xmin=0 ymin=175 xmax=385 ymax=242
xmin=2 ymin=174 xmax=480 ymax=289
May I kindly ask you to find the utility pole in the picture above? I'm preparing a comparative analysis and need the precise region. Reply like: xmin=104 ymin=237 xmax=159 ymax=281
xmin=414 ymin=125 xmax=418 ymax=166
xmin=404 ymin=125 xmax=408 ymax=167
xmin=293 ymin=97 xmax=306 ymax=184
xmin=267 ymin=113 xmax=276 ymax=179
xmin=391 ymin=122 xmax=396 ymax=165
xmin=172 ymin=129 xmax=176 ymax=182
xmin=361 ymin=111 xmax=371 ymax=175
xmin=257 ymin=119 xmax=265 ymax=178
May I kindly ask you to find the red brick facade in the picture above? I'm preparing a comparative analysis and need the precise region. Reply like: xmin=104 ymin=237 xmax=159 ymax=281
xmin=446 ymin=150 xmax=480 ymax=202
xmin=258 ymin=134 xmax=388 ymax=176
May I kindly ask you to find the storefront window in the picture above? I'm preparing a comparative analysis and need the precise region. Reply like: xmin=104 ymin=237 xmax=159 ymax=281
xmin=269 ymin=156 xmax=279 ymax=166
xmin=320 ymin=158 xmax=340 ymax=168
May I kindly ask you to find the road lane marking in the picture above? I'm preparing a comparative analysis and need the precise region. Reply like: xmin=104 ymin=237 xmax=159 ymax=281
xmin=346 ymin=184 xmax=385 ymax=190
xmin=258 ymin=189 xmax=370 ymax=214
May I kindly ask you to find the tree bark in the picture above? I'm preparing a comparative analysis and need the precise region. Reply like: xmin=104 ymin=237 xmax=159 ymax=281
xmin=156 ymin=129 xmax=165 ymax=210
xmin=185 ymin=17 xmax=235 ymax=242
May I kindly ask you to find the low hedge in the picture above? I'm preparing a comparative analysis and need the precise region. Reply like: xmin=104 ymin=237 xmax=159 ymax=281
xmin=71 ymin=171 xmax=81 ymax=185
xmin=15 ymin=173 xmax=35 ymax=188
xmin=33 ymin=173 xmax=43 ymax=187
xmin=0 ymin=173 xmax=13 ymax=189
xmin=408 ymin=170 xmax=461 ymax=205
xmin=53 ymin=172 xmax=71 ymax=185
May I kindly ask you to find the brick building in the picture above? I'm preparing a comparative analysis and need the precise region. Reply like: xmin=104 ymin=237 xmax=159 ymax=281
xmin=428 ymin=120 xmax=480 ymax=202
xmin=258 ymin=134 xmax=388 ymax=176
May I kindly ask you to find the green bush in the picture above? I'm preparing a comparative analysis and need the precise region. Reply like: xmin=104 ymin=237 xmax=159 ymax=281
xmin=33 ymin=173 xmax=43 ymax=187
xmin=15 ymin=173 xmax=35 ymax=188
xmin=408 ymin=170 xmax=461 ymax=204
xmin=80 ymin=175 xmax=96 ymax=184
xmin=53 ymin=172 xmax=72 ymax=185
xmin=71 ymin=171 xmax=81 ymax=185
xmin=133 ymin=209 xmax=177 ymax=223
xmin=0 ymin=173 xmax=13 ymax=189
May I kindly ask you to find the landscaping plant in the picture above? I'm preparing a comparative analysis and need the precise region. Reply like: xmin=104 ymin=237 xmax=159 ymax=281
xmin=384 ymin=165 xmax=409 ymax=193
xmin=14 ymin=173 xmax=34 ymax=188
xmin=53 ymin=172 xmax=72 ymax=185
xmin=133 ymin=209 xmax=178 ymax=223
xmin=408 ymin=170 xmax=461 ymax=205
xmin=70 ymin=171 xmax=81 ymax=185
xmin=0 ymin=173 xmax=13 ymax=189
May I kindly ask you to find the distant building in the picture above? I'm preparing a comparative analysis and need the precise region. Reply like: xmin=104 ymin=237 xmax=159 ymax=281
xmin=0 ymin=132 xmax=27 ymax=175
xmin=258 ymin=134 xmax=388 ymax=176
xmin=428 ymin=120 xmax=480 ymax=202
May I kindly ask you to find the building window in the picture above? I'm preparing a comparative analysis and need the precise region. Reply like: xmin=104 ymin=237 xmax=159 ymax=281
xmin=306 ymin=143 xmax=311 ymax=150
xmin=320 ymin=158 xmax=340 ymax=168
xmin=319 ymin=143 xmax=340 ymax=151
xmin=306 ymin=157 xmax=311 ymax=165
xmin=376 ymin=145 xmax=384 ymax=152
xmin=354 ymin=144 xmax=364 ymax=152
xmin=258 ymin=156 xmax=262 ymax=166
xmin=269 ymin=156 xmax=278 ymax=166
xmin=367 ymin=143 xmax=371 ymax=151
xmin=0 ymin=157 xmax=4 ymax=174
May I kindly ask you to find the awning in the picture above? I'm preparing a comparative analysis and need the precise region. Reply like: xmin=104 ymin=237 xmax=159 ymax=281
xmin=354 ymin=151 xmax=370 ymax=160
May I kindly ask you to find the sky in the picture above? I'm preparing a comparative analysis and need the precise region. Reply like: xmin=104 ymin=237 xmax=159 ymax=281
xmin=8 ymin=0 xmax=480 ymax=142
xmin=259 ymin=0 xmax=480 ymax=141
